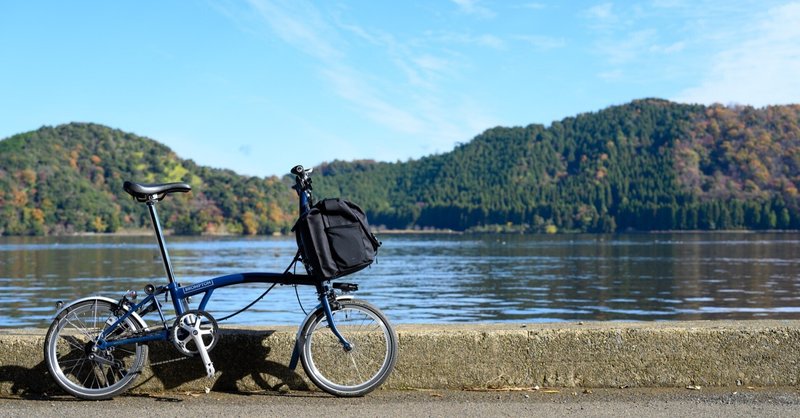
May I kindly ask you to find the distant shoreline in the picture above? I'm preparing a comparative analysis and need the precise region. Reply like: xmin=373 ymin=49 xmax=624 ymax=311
xmin=21 ymin=228 xmax=800 ymax=239
xmin=373 ymin=229 xmax=462 ymax=235
xmin=66 ymin=227 xmax=463 ymax=237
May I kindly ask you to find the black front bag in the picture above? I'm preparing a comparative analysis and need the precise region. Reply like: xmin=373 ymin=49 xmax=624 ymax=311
xmin=293 ymin=198 xmax=381 ymax=279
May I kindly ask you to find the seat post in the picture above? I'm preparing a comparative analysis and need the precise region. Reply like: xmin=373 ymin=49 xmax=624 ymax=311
xmin=146 ymin=199 xmax=177 ymax=285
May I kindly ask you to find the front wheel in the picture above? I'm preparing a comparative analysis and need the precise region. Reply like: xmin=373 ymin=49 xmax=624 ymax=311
xmin=44 ymin=299 xmax=148 ymax=400
xmin=299 ymin=299 xmax=398 ymax=396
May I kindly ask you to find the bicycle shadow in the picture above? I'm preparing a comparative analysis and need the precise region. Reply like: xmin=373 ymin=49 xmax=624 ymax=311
xmin=0 ymin=330 xmax=308 ymax=398
xmin=142 ymin=329 xmax=310 ymax=393
xmin=0 ymin=362 xmax=59 ymax=399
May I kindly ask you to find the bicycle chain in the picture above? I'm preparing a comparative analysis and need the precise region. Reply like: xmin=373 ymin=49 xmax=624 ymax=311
xmin=122 ymin=325 xmax=194 ymax=367
xmin=149 ymin=356 xmax=190 ymax=367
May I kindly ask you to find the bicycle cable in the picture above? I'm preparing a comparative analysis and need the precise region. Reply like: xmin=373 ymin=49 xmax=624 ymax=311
xmin=292 ymin=256 xmax=308 ymax=315
xmin=216 ymin=282 xmax=277 ymax=322
xmin=294 ymin=285 xmax=308 ymax=315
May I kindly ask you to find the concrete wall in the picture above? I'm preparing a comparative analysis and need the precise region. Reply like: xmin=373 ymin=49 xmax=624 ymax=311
xmin=2 ymin=321 xmax=799 ymax=396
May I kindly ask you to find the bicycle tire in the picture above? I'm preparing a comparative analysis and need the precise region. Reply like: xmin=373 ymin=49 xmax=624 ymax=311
xmin=298 ymin=299 xmax=397 ymax=397
xmin=44 ymin=299 xmax=148 ymax=400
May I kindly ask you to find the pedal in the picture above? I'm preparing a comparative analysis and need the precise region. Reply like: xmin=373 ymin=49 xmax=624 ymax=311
xmin=205 ymin=361 xmax=216 ymax=378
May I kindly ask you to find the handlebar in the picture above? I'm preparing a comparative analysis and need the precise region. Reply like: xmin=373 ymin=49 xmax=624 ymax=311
xmin=291 ymin=165 xmax=313 ymax=191
xmin=291 ymin=165 xmax=312 ymax=179
xmin=291 ymin=165 xmax=314 ymax=214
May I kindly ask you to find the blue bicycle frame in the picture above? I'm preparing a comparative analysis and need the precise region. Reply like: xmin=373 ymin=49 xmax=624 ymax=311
xmin=93 ymin=171 xmax=352 ymax=363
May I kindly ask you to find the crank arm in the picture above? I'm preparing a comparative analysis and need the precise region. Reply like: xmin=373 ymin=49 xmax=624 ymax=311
xmin=193 ymin=332 xmax=216 ymax=378
xmin=185 ymin=317 xmax=215 ymax=378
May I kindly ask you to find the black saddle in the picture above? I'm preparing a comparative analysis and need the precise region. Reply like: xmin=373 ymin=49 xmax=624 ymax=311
xmin=123 ymin=181 xmax=192 ymax=202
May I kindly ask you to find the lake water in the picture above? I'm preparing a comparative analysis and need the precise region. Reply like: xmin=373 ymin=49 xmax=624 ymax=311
xmin=1 ymin=233 xmax=799 ymax=328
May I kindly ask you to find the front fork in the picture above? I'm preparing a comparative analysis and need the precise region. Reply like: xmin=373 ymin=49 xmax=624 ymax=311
xmin=289 ymin=286 xmax=353 ymax=370
xmin=320 ymin=290 xmax=353 ymax=351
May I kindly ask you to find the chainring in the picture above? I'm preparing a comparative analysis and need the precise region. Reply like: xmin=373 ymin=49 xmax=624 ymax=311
xmin=171 ymin=310 xmax=219 ymax=357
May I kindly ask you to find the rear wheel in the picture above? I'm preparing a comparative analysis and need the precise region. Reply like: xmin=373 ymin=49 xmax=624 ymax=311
xmin=299 ymin=299 xmax=397 ymax=396
xmin=44 ymin=299 xmax=148 ymax=400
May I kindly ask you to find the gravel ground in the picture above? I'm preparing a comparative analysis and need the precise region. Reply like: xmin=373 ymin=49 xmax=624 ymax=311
xmin=1 ymin=387 xmax=799 ymax=417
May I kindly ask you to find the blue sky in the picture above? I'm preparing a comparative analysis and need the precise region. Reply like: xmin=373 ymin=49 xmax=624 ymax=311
xmin=2 ymin=1 xmax=799 ymax=177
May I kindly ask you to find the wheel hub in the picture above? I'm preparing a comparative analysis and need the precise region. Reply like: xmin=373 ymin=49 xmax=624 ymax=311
xmin=83 ymin=341 xmax=96 ymax=356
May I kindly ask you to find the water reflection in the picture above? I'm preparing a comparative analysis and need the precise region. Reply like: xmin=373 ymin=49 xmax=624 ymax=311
xmin=1 ymin=233 xmax=799 ymax=327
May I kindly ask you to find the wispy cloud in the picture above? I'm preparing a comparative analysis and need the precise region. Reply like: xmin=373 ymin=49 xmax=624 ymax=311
xmin=582 ymin=1 xmax=738 ymax=86
xmin=674 ymin=2 xmax=800 ymax=106
xmin=583 ymin=2 xmax=618 ymax=27
xmin=320 ymin=65 xmax=426 ymax=135
xmin=412 ymin=55 xmax=453 ymax=75
xmin=428 ymin=31 xmax=507 ymax=50
xmin=246 ymin=0 xmax=342 ymax=60
xmin=598 ymin=69 xmax=624 ymax=81
xmin=521 ymin=2 xmax=547 ymax=10
xmin=231 ymin=0 xmax=497 ymax=152
xmin=450 ymin=0 xmax=496 ymax=18
xmin=513 ymin=35 xmax=566 ymax=51
xmin=650 ymin=41 xmax=685 ymax=54
xmin=595 ymin=29 xmax=658 ymax=64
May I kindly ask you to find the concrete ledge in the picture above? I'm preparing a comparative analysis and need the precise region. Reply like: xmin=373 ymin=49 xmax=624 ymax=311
xmin=2 ymin=321 xmax=800 ymax=396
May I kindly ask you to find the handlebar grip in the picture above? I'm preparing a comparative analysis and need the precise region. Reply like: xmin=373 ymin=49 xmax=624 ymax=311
xmin=291 ymin=165 xmax=313 ymax=179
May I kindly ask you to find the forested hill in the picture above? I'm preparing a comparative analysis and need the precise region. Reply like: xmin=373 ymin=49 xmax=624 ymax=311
xmin=1 ymin=99 xmax=799 ymax=236
xmin=311 ymin=99 xmax=800 ymax=232
xmin=0 ymin=123 xmax=297 ymax=235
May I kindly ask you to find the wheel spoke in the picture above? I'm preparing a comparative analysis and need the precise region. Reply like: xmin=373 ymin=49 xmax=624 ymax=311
xmin=348 ymin=352 xmax=365 ymax=384
xmin=97 ymin=363 xmax=109 ymax=388
xmin=63 ymin=315 xmax=95 ymax=341
xmin=81 ymin=362 xmax=94 ymax=388
xmin=59 ymin=335 xmax=86 ymax=352
xmin=115 ymin=346 xmax=136 ymax=356
xmin=66 ymin=356 xmax=87 ymax=377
